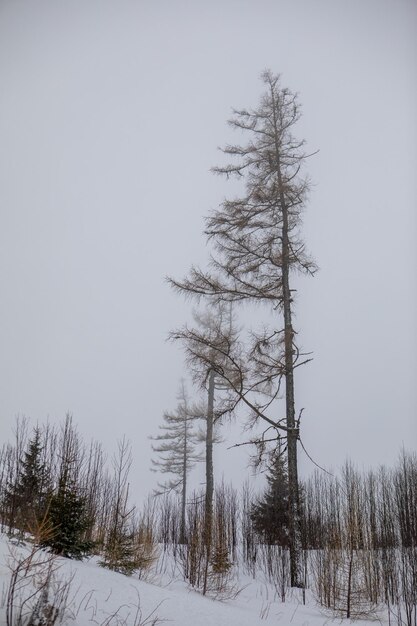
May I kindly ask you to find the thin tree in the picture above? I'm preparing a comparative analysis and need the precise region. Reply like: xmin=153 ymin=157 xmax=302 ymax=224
xmin=150 ymin=381 xmax=202 ymax=544
xmin=3 ymin=417 xmax=29 ymax=534
xmin=101 ymin=437 xmax=138 ymax=574
xmin=170 ymin=304 xmax=237 ymax=554
xmin=169 ymin=71 xmax=317 ymax=586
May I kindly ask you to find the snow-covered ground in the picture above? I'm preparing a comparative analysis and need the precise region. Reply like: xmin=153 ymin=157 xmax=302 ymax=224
xmin=0 ymin=534 xmax=391 ymax=626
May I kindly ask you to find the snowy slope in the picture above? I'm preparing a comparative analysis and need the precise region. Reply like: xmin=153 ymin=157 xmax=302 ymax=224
xmin=0 ymin=534 xmax=390 ymax=626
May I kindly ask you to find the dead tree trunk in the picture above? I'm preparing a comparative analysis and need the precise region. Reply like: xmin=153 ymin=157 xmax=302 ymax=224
xmin=275 ymin=106 xmax=303 ymax=586
xmin=204 ymin=369 xmax=215 ymax=549
xmin=180 ymin=418 xmax=188 ymax=545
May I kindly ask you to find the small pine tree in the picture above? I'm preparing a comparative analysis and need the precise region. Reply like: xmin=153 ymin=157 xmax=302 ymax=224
xmin=42 ymin=475 xmax=93 ymax=559
xmin=210 ymin=543 xmax=231 ymax=574
xmin=39 ymin=413 xmax=93 ymax=559
xmin=102 ymin=518 xmax=157 ymax=576
xmin=101 ymin=511 xmax=138 ymax=575
xmin=4 ymin=427 xmax=51 ymax=534
xmin=251 ymin=452 xmax=289 ymax=546
xmin=101 ymin=438 xmax=142 ymax=575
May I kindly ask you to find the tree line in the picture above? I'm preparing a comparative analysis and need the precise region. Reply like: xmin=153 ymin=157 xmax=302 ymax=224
xmin=0 ymin=415 xmax=156 ymax=575
xmin=0 ymin=414 xmax=415 ymax=621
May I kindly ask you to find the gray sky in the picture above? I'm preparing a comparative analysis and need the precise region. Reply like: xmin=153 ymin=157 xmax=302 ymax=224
xmin=0 ymin=0 xmax=416 ymax=503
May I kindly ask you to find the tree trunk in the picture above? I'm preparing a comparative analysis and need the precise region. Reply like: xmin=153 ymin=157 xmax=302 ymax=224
xmin=202 ymin=369 xmax=215 ymax=595
xmin=282 ymin=234 xmax=301 ymax=585
xmin=282 ymin=208 xmax=302 ymax=587
xmin=205 ymin=369 xmax=215 ymax=548
xmin=180 ymin=417 xmax=187 ymax=545
xmin=274 ymin=110 xmax=302 ymax=585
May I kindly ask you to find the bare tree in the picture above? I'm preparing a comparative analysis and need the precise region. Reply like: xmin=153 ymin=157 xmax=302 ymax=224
xmin=150 ymin=381 xmax=202 ymax=544
xmin=170 ymin=304 xmax=238 ymax=554
xmin=3 ymin=417 xmax=29 ymax=535
xmin=169 ymin=71 xmax=317 ymax=586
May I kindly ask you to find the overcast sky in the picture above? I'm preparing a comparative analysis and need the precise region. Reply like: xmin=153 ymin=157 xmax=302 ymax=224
xmin=0 ymin=0 xmax=416 ymax=503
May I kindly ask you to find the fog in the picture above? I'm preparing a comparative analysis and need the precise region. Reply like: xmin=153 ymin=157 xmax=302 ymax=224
xmin=0 ymin=0 xmax=416 ymax=503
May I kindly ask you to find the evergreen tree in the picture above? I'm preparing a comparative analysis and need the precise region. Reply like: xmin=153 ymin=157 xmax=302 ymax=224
xmin=43 ymin=474 xmax=93 ymax=559
xmin=251 ymin=452 xmax=289 ymax=546
xmin=4 ymin=427 xmax=51 ymax=533
xmin=100 ymin=491 xmax=138 ymax=575
xmin=41 ymin=415 xmax=93 ymax=559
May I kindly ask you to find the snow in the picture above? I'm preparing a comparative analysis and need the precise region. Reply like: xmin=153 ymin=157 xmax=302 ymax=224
xmin=0 ymin=534 xmax=391 ymax=626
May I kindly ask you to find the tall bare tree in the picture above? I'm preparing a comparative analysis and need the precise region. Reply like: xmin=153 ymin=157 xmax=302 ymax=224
xmin=169 ymin=71 xmax=317 ymax=586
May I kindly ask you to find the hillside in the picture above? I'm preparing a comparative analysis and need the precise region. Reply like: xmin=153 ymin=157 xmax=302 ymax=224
xmin=0 ymin=533 xmax=393 ymax=626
